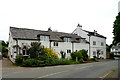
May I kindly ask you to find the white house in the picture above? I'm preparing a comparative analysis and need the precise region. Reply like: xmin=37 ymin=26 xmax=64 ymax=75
xmin=111 ymin=42 xmax=120 ymax=55
xmin=72 ymin=24 xmax=106 ymax=59
xmin=8 ymin=27 xmax=89 ymax=62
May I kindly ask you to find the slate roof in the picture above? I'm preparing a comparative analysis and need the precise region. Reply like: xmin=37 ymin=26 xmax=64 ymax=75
xmin=10 ymin=27 xmax=87 ymax=43
xmin=111 ymin=42 xmax=120 ymax=49
xmin=83 ymin=30 xmax=106 ymax=39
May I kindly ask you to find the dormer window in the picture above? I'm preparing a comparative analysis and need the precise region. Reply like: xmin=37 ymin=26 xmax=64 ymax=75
xmin=64 ymin=37 xmax=71 ymax=42
xmin=79 ymin=39 xmax=85 ymax=43
xmin=40 ymin=35 xmax=49 ymax=41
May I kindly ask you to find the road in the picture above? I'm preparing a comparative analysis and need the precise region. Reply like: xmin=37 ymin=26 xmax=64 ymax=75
xmin=2 ymin=60 xmax=118 ymax=79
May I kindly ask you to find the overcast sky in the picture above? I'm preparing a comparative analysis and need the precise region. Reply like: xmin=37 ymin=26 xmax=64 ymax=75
xmin=0 ymin=0 xmax=119 ymax=45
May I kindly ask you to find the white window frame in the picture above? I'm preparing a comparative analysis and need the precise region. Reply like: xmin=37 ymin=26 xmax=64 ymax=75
xmin=53 ymin=42 xmax=58 ymax=46
xmin=64 ymin=38 xmax=71 ymax=42
xmin=40 ymin=35 xmax=49 ymax=41
xmin=67 ymin=50 xmax=71 ymax=53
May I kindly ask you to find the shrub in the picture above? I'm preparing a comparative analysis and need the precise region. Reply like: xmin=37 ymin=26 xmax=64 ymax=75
xmin=70 ymin=61 xmax=80 ymax=64
xmin=114 ymin=55 xmax=120 ymax=57
xmin=71 ymin=51 xmax=83 ymax=61
xmin=79 ymin=50 xmax=88 ymax=61
xmin=43 ymin=47 xmax=59 ymax=60
xmin=2 ymin=53 xmax=8 ymax=58
xmin=58 ymin=59 xmax=71 ymax=65
xmin=79 ymin=58 xmax=84 ymax=63
xmin=15 ymin=54 xmax=24 ymax=65
xmin=28 ymin=42 xmax=44 ymax=59
xmin=22 ymin=59 xmax=46 ymax=67
xmin=110 ymin=52 xmax=114 ymax=59
xmin=60 ymin=51 xmax=66 ymax=58
xmin=44 ymin=58 xmax=56 ymax=66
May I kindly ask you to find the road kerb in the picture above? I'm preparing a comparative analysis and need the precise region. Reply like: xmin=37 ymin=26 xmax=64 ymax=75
xmin=99 ymin=69 xmax=115 ymax=79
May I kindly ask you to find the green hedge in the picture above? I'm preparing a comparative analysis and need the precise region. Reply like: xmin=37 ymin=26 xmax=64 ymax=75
xmin=22 ymin=58 xmax=71 ymax=67
xmin=114 ymin=55 xmax=120 ymax=57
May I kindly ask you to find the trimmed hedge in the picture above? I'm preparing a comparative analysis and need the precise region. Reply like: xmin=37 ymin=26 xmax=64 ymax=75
xmin=22 ymin=58 xmax=71 ymax=67
xmin=114 ymin=55 xmax=120 ymax=57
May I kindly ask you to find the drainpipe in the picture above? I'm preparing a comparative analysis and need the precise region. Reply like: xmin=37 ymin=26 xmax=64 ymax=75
xmin=72 ymin=42 xmax=74 ymax=52
xmin=50 ymin=40 xmax=51 ymax=49
xmin=89 ymin=36 xmax=91 ymax=58
xmin=16 ymin=39 xmax=18 ymax=55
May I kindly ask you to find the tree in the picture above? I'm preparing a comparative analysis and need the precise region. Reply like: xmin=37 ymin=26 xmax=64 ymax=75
xmin=60 ymin=51 xmax=66 ymax=58
xmin=28 ymin=42 xmax=58 ymax=60
xmin=28 ymin=42 xmax=44 ymax=59
xmin=113 ymin=12 xmax=120 ymax=45
xmin=79 ymin=49 xmax=88 ymax=61
xmin=106 ymin=44 xmax=110 ymax=52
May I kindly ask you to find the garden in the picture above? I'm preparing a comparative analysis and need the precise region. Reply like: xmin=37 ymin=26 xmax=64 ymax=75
xmin=15 ymin=42 xmax=101 ymax=67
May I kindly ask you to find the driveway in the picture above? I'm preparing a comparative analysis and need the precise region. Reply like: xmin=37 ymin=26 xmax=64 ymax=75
xmin=2 ymin=60 xmax=118 ymax=79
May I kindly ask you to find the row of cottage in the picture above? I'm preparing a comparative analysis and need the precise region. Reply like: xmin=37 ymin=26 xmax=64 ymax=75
xmin=8 ymin=24 xmax=106 ymax=62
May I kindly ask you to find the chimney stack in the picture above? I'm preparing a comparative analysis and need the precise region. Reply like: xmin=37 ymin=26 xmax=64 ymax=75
xmin=94 ymin=30 xmax=97 ymax=35
xmin=77 ymin=24 xmax=82 ymax=27
xmin=48 ymin=27 xmax=52 ymax=31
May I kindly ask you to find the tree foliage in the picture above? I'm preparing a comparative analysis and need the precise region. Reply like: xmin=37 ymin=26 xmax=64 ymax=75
xmin=80 ymin=49 xmax=88 ymax=61
xmin=113 ymin=12 xmax=120 ymax=45
xmin=106 ymin=44 xmax=110 ymax=52
xmin=60 ymin=51 xmax=66 ymax=58
xmin=28 ymin=42 xmax=58 ymax=60
xmin=28 ymin=42 xmax=44 ymax=59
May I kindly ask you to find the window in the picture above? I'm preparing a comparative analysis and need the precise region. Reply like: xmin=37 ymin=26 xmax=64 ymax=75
xmin=93 ymin=51 xmax=96 ymax=56
xmin=93 ymin=41 xmax=96 ymax=45
xmin=79 ymin=39 xmax=85 ymax=43
xmin=101 ymin=42 xmax=104 ymax=46
xmin=23 ymin=50 xmax=26 ymax=55
xmin=64 ymin=38 xmax=71 ymax=42
xmin=40 ymin=36 xmax=49 ymax=41
xmin=53 ymin=42 xmax=58 ymax=46
xmin=22 ymin=50 xmax=29 ymax=56
xmin=101 ymin=51 xmax=103 ymax=54
xmin=67 ymin=50 xmax=71 ymax=53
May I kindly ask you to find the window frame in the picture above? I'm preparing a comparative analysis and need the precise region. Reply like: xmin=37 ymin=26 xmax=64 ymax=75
xmin=64 ymin=37 xmax=71 ymax=42
xmin=93 ymin=51 xmax=96 ymax=56
xmin=67 ymin=50 xmax=71 ymax=53
xmin=53 ymin=42 xmax=58 ymax=46
xmin=101 ymin=42 xmax=104 ymax=46
xmin=40 ymin=35 xmax=49 ymax=41
xmin=93 ymin=41 xmax=96 ymax=45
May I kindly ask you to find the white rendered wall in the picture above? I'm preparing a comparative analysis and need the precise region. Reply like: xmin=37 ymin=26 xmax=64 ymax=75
xmin=73 ymin=43 xmax=89 ymax=56
xmin=51 ymin=42 xmax=72 ymax=59
xmin=72 ymin=27 xmax=89 ymax=41
xmin=90 ymin=36 xmax=106 ymax=58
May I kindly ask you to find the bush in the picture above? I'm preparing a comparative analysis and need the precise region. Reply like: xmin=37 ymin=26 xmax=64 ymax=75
xmin=2 ymin=53 xmax=8 ymax=58
xmin=79 ymin=58 xmax=84 ymax=63
xmin=43 ymin=47 xmax=59 ymax=60
xmin=71 ymin=51 xmax=83 ymax=61
xmin=60 ymin=51 xmax=66 ymax=58
xmin=110 ymin=52 xmax=114 ymax=59
xmin=15 ymin=54 xmax=24 ymax=65
xmin=22 ymin=59 xmax=46 ymax=67
xmin=22 ymin=58 xmax=71 ymax=67
xmin=79 ymin=50 xmax=88 ymax=61
xmin=58 ymin=59 xmax=71 ymax=65
xmin=44 ymin=58 xmax=56 ymax=66
xmin=114 ymin=55 xmax=120 ymax=57
xmin=70 ymin=61 xmax=80 ymax=64
xmin=28 ymin=42 xmax=44 ymax=59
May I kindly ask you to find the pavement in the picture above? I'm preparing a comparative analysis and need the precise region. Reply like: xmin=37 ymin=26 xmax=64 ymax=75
xmin=1 ymin=59 xmax=118 ymax=79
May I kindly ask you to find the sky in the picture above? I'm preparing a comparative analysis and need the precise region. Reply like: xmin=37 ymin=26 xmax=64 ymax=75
xmin=0 ymin=0 xmax=119 ymax=45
